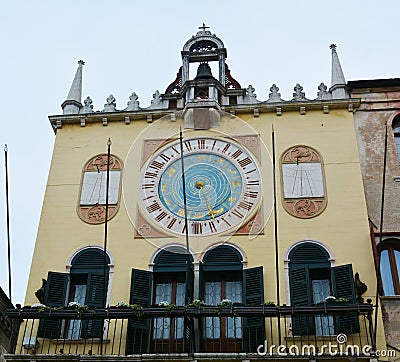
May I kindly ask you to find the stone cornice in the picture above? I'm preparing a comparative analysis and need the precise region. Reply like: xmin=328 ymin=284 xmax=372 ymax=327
xmin=48 ymin=98 xmax=360 ymax=133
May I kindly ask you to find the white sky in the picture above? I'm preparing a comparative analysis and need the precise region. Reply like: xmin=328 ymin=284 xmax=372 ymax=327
xmin=0 ymin=0 xmax=398 ymax=305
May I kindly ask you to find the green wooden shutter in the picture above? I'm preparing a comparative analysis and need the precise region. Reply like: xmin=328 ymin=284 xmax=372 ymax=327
xmin=332 ymin=264 xmax=360 ymax=334
xmin=243 ymin=266 xmax=265 ymax=352
xmin=184 ymin=262 xmax=194 ymax=352
xmin=37 ymin=272 xmax=68 ymax=338
xmin=289 ymin=266 xmax=314 ymax=335
xmin=125 ymin=269 xmax=152 ymax=355
xmin=81 ymin=273 xmax=105 ymax=338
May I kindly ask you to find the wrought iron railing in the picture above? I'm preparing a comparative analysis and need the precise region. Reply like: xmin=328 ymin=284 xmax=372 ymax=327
xmin=6 ymin=303 xmax=375 ymax=358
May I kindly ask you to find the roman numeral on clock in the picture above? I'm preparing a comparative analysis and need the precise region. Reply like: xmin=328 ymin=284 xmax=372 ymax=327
xmin=145 ymin=171 xmax=157 ymax=179
xmin=167 ymin=218 xmax=177 ymax=229
xmin=155 ymin=211 xmax=168 ymax=222
xmin=244 ymin=191 xmax=258 ymax=199
xmin=197 ymin=139 xmax=206 ymax=149
xmin=209 ymin=221 xmax=217 ymax=233
xmin=192 ymin=222 xmax=203 ymax=234
xmin=232 ymin=150 xmax=243 ymax=159
xmin=238 ymin=200 xmax=254 ymax=211
xmin=142 ymin=183 xmax=154 ymax=190
xmin=147 ymin=202 xmax=161 ymax=213
xmin=150 ymin=160 xmax=164 ymax=170
xmin=238 ymin=157 xmax=252 ymax=167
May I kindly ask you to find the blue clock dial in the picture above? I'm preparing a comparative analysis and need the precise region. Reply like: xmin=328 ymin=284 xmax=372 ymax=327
xmin=158 ymin=153 xmax=243 ymax=221
xmin=139 ymin=137 xmax=262 ymax=236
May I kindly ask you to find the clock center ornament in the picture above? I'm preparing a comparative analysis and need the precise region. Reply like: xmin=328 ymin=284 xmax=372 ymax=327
xmin=139 ymin=136 xmax=262 ymax=236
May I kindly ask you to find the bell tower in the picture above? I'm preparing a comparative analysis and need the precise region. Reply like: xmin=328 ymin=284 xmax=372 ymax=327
xmin=163 ymin=25 xmax=244 ymax=110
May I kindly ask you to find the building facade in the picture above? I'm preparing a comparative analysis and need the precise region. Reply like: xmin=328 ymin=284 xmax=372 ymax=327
xmin=5 ymin=27 xmax=386 ymax=361
xmin=349 ymin=79 xmax=400 ymax=353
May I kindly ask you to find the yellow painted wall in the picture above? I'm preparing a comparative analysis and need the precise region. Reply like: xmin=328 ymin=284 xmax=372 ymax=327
xmin=24 ymin=107 xmax=385 ymax=349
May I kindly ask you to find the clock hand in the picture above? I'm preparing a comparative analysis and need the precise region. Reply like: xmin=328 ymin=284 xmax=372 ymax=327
xmin=195 ymin=181 xmax=222 ymax=218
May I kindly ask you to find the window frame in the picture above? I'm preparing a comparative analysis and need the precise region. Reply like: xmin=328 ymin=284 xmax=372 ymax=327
xmin=392 ymin=117 xmax=400 ymax=166
xmin=379 ymin=240 xmax=400 ymax=295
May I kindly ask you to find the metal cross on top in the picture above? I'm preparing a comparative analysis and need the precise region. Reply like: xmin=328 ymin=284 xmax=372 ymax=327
xmin=198 ymin=23 xmax=210 ymax=31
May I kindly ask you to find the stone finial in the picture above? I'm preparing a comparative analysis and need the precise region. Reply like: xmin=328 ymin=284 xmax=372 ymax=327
xmin=330 ymin=44 xmax=348 ymax=99
xmin=316 ymin=82 xmax=331 ymax=100
xmin=241 ymin=85 xmax=259 ymax=104
xmin=148 ymin=90 xmax=163 ymax=109
xmin=102 ymin=94 xmax=117 ymax=112
xmin=62 ymin=60 xmax=84 ymax=114
xmin=125 ymin=92 xmax=140 ymax=111
xmin=80 ymin=96 xmax=94 ymax=113
xmin=266 ymin=84 xmax=284 ymax=103
xmin=292 ymin=83 xmax=308 ymax=101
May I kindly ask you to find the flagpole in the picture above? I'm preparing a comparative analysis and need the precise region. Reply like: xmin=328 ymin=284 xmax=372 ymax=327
xmin=4 ymin=144 xmax=12 ymax=302
xmin=374 ymin=123 xmax=388 ymax=350
xmin=179 ymin=128 xmax=190 ymax=254
xmin=103 ymin=138 xmax=111 ymax=308
xmin=271 ymin=126 xmax=281 ymax=344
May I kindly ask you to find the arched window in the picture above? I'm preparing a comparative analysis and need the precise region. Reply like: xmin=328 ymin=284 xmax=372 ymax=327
xmin=281 ymin=145 xmax=327 ymax=218
xmin=393 ymin=117 xmax=400 ymax=165
xmin=37 ymin=248 xmax=110 ymax=339
xmin=201 ymin=245 xmax=264 ymax=353
xmin=379 ymin=240 xmax=400 ymax=295
xmin=78 ymin=154 xmax=122 ymax=224
xmin=126 ymin=246 xmax=193 ymax=354
xmin=288 ymin=242 xmax=358 ymax=336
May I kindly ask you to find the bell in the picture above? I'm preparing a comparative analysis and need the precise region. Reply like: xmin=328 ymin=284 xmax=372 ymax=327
xmin=195 ymin=63 xmax=213 ymax=79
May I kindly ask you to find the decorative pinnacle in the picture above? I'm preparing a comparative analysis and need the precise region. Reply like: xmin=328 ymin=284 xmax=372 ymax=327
xmin=330 ymin=44 xmax=337 ymax=52
xmin=78 ymin=60 xmax=85 ymax=65
xmin=198 ymin=23 xmax=210 ymax=32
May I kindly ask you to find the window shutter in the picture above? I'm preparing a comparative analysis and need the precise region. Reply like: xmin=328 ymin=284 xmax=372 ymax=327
xmin=37 ymin=272 xmax=68 ymax=338
xmin=243 ymin=266 xmax=265 ymax=352
xmin=289 ymin=266 xmax=314 ymax=335
xmin=332 ymin=264 xmax=360 ymax=334
xmin=81 ymin=273 xmax=105 ymax=338
xmin=125 ymin=269 xmax=152 ymax=355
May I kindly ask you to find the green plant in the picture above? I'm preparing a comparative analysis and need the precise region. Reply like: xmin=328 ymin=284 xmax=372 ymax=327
xmin=186 ymin=299 xmax=206 ymax=309
xmin=129 ymin=303 xmax=143 ymax=317
xmin=217 ymin=299 xmax=232 ymax=317
xmin=264 ymin=301 xmax=277 ymax=307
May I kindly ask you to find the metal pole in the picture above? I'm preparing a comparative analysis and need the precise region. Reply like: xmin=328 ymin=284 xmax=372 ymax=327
xmin=179 ymin=128 xmax=190 ymax=253
xmin=4 ymin=144 xmax=12 ymax=302
xmin=101 ymin=138 xmax=111 ymax=355
xmin=374 ymin=123 xmax=388 ymax=350
xmin=271 ymin=126 xmax=281 ymax=344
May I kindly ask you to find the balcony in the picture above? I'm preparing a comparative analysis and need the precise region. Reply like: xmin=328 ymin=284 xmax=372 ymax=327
xmin=5 ymin=303 xmax=375 ymax=361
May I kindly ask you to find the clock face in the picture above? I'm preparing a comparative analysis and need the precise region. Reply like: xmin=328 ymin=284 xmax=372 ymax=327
xmin=139 ymin=137 xmax=262 ymax=236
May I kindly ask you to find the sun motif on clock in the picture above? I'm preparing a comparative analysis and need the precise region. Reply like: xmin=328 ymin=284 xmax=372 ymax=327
xmin=138 ymin=137 xmax=262 ymax=236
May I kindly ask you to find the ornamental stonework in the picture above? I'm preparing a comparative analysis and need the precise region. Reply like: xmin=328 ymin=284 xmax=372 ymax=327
xmin=281 ymin=145 xmax=327 ymax=219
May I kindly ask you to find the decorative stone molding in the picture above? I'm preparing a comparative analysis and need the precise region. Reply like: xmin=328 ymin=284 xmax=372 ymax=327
xmin=323 ymin=105 xmax=329 ymax=114
xmin=77 ymin=154 xmax=123 ymax=224
xmin=124 ymin=116 xmax=130 ymax=125
xmin=300 ymin=106 xmax=306 ymax=115
xmin=292 ymin=83 xmax=308 ymax=101
xmin=80 ymin=117 xmax=86 ymax=127
xmin=267 ymin=84 xmax=284 ymax=103
xmin=280 ymin=145 xmax=327 ymax=219
xmin=276 ymin=107 xmax=282 ymax=116
xmin=102 ymin=117 xmax=108 ymax=126
xmin=316 ymin=82 xmax=331 ymax=100
xmin=125 ymin=92 xmax=140 ymax=111
xmin=102 ymin=94 xmax=117 ymax=112
xmin=80 ymin=96 xmax=94 ymax=113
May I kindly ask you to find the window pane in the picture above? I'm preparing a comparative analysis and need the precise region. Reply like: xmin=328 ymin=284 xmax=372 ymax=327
xmin=380 ymin=250 xmax=395 ymax=296
xmin=153 ymin=283 xmax=172 ymax=339
xmin=282 ymin=163 xmax=324 ymax=198
xmin=394 ymin=251 xmax=400 ymax=291
xmin=174 ymin=283 xmax=185 ymax=339
xmin=205 ymin=282 xmax=221 ymax=338
xmin=80 ymin=170 xmax=120 ymax=205
xmin=225 ymin=281 xmax=242 ymax=303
